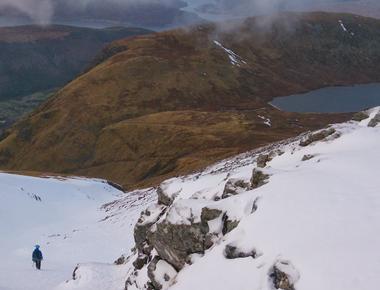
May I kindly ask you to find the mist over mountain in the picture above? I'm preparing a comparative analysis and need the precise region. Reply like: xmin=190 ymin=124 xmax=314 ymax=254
xmin=0 ymin=0 xmax=377 ymax=29
xmin=0 ymin=0 xmax=200 ymax=28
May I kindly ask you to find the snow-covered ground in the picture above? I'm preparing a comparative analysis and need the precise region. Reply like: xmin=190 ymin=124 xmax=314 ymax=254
xmin=0 ymin=174 xmax=155 ymax=290
xmin=3 ymin=108 xmax=380 ymax=290
xmin=121 ymin=107 xmax=380 ymax=290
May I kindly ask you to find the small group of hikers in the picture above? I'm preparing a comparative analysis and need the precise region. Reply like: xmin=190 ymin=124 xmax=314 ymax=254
xmin=32 ymin=245 xmax=43 ymax=270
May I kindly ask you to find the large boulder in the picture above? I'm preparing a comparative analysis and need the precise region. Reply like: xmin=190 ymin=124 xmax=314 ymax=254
xmin=299 ymin=128 xmax=336 ymax=146
xmin=148 ymin=207 xmax=227 ymax=271
xmin=149 ymin=221 xmax=206 ymax=271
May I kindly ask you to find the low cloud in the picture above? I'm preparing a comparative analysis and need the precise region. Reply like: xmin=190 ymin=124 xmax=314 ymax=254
xmin=0 ymin=0 xmax=358 ymax=25
xmin=0 ymin=0 xmax=53 ymax=24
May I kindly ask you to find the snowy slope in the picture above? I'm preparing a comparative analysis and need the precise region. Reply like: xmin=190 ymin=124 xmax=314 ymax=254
xmin=0 ymin=174 xmax=155 ymax=290
xmin=114 ymin=107 xmax=380 ymax=290
xmin=3 ymin=107 xmax=380 ymax=290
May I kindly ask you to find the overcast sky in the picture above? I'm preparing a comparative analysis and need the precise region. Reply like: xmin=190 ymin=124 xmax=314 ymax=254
xmin=0 ymin=0 xmax=357 ymax=25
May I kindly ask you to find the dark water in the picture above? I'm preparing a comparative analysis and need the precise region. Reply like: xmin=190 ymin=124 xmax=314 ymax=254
xmin=271 ymin=83 xmax=380 ymax=113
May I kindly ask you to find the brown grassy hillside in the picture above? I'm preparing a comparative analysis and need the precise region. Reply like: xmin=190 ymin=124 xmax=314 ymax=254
xmin=1 ymin=12 xmax=380 ymax=189
xmin=0 ymin=25 xmax=152 ymax=102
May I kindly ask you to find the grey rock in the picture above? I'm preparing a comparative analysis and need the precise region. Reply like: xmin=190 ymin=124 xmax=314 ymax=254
xmin=257 ymin=154 xmax=272 ymax=168
xmin=201 ymin=208 xmax=223 ymax=223
xmin=368 ymin=113 xmax=380 ymax=127
xmin=224 ymin=244 xmax=256 ymax=259
xmin=204 ymin=233 xmax=216 ymax=250
xmin=134 ymin=221 xmax=153 ymax=252
xmin=133 ymin=253 xmax=149 ymax=270
xmin=134 ymin=206 xmax=166 ymax=251
xmin=222 ymin=213 xmax=240 ymax=235
xmin=352 ymin=111 xmax=369 ymax=122
xmin=250 ymin=169 xmax=269 ymax=189
xmin=222 ymin=178 xmax=250 ymax=199
xmin=147 ymin=257 xmax=163 ymax=290
xmin=157 ymin=186 xmax=173 ymax=206
xmin=149 ymin=222 xmax=206 ymax=270
xmin=114 ymin=255 xmax=126 ymax=265
xmin=301 ymin=154 xmax=315 ymax=161
xmin=270 ymin=265 xmax=295 ymax=290
xmin=300 ymin=128 xmax=336 ymax=147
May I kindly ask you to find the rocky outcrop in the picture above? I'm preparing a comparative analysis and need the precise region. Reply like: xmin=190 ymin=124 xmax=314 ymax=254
xmin=134 ymin=205 xmax=166 ymax=251
xmin=149 ymin=221 xmax=207 ymax=271
xmin=251 ymin=169 xmax=269 ymax=189
xmin=300 ymin=128 xmax=336 ymax=146
xmin=368 ymin=113 xmax=380 ymax=127
xmin=222 ymin=179 xmax=250 ymax=199
xmin=352 ymin=111 xmax=369 ymax=122
xmin=148 ymin=207 xmax=225 ymax=271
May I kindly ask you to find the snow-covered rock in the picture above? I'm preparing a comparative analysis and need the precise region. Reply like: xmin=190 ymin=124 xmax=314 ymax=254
xmin=120 ymin=107 xmax=380 ymax=290
xmin=3 ymin=107 xmax=380 ymax=290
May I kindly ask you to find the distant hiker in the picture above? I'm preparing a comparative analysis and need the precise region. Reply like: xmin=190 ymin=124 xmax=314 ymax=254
xmin=32 ymin=245 xmax=43 ymax=270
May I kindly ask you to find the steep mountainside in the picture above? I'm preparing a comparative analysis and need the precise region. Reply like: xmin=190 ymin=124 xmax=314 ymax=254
xmin=60 ymin=107 xmax=380 ymax=290
xmin=0 ymin=25 xmax=152 ymax=102
xmin=0 ymin=25 xmax=151 ymax=134
xmin=2 ymin=12 xmax=380 ymax=189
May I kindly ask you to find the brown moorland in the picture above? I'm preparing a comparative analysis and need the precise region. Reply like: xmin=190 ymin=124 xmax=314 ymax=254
xmin=1 ymin=12 xmax=380 ymax=189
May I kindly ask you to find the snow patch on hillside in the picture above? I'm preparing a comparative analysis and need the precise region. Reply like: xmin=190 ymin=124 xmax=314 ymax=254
xmin=213 ymin=40 xmax=247 ymax=66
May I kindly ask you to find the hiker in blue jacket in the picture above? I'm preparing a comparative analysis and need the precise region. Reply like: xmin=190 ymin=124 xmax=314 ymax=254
xmin=32 ymin=245 xmax=43 ymax=270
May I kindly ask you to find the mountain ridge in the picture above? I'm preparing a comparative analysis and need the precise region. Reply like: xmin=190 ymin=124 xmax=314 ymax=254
xmin=2 ymin=12 xmax=380 ymax=189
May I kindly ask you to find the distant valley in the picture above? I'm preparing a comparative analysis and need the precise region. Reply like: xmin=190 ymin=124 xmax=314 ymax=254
xmin=0 ymin=25 xmax=152 ymax=133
